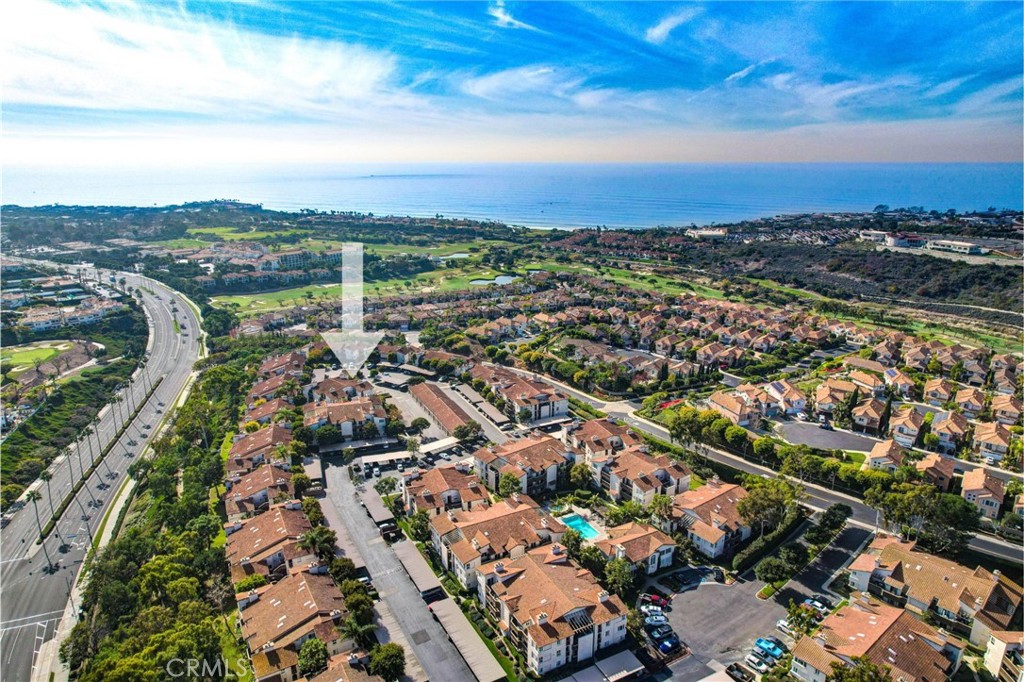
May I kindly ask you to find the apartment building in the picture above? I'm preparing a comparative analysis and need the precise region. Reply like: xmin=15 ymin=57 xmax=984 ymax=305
xmin=224 ymin=503 xmax=314 ymax=584
xmin=595 ymin=522 xmax=676 ymax=575
xmin=473 ymin=435 xmax=576 ymax=498
xmin=403 ymin=466 xmax=488 ymax=517
xmin=590 ymin=446 xmax=691 ymax=506
xmin=660 ymin=479 xmax=750 ymax=559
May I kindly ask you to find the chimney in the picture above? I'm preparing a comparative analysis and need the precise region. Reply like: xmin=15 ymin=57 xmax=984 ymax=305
xmin=993 ymin=569 xmax=1001 ymax=581
xmin=537 ymin=612 xmax=548 ymax=626
xmin=616 ymin=544 xmax=626 ymax=560
xmin=597 ymin=591 xmax=609 ymax=603
xmin=495 ymin=562 xmax=504 ymax=573
xmin=551 ymin=543 xmax=562 ymax=555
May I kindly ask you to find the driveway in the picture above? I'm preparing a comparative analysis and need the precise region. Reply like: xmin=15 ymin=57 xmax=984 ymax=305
xmin=773 ymin=526 xmax=871 ymax=608
xmin=775 ymin=422 xmax=877 ymax=452
xmin=322 ymin=461 xmax=475 ymax=682
xmin=375 ymin=385 xmax=447 ymax=441
xmin=436 ymin=383 xmax=508 ymax=444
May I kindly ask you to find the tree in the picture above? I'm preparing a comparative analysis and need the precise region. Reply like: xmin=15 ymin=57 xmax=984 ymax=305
xmin=498 ymin=471 xmax=521 ymax=497
xmin=26 ymin=490 xmax=53 ymax=568
xmin=369 ymin=642 xmax=406 ymax=682
xmin=754 ymin=557 xmax=792 ymax=585
xmin=408 ymin=510 xmax=430 ymax=542
xmin=753 ymin=437 xmax=778 ymax=463
xmin=299 ymin=526 xmax=338 ymax=563
xmin=405 ymin=437 xmax=420 ymax=458
xmin=649 ymin=493 xmax=673 ymax=521
xmin=341 ymin=615 xmax=376 ymax=648
xmin=346 ymin=592 xmax=376 ymax=625
xmin=410 ymin=417 xmax=431 ymax=433
xmin=820 ymin=503 xmax=852 ymax=532
xmin=604 ymin=557 xmax=634 ymax=597
xmin=517 ymin=407 xmax=533 ymax=424
xmin=374 ymin=477 xmax=398 ymax=496
xmin=561 ymin=528 xmax=582 ymax=559
xmin=827 ymin=657 xmax=893 ymax=682
xmin=569 ymin=463 xmax=592 ymax=489
xmin=453 ymin=421 xmax=482 ymax=441
xmin=293 ymin=473 xmax=312 ymax=498
xmin=738 ymin=476 xmax=802 ymax=535
xmin=779 ymin=542 xmax=808 ymax=568
xmin=302 ymin=497 xmax=325 ymax=526
xmin=786 ymin=599 xmax=818 ymax=636
xmin=330 ymin=557 xmax=356 ymax=584
xmin=578 ymin=545 xmax=607 ymax=578
xmin=297 ymin=637 xmax=329 ymax=678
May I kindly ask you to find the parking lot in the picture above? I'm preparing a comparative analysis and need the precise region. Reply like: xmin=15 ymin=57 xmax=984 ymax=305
xmin=645 ymin=526 xmax=871 ymax=681
xmin=775 ymin=421 xmax=877 ymax=451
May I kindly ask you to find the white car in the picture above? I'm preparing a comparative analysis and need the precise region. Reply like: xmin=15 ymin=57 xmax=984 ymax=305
xmin=745 ymin=653 xmax=771 ymax=674
xmin=640 ymin=604 xmax=663 ymax=615
xmin=776 ymin=619 xmax=796 ymax=637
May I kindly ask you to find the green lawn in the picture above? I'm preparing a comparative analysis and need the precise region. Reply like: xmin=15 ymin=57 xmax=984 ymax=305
xmin=1 ymin=340 xmax=72 ymax=373
xmin=151 ymin=238 xmax=209 ymax=249
xmin=843 ymin=451 xmax=866 ymax=465
xmin=187 ymin=226 xmax=303 ymax=241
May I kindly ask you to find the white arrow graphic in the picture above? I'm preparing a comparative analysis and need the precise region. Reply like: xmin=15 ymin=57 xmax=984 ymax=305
xmin=321 ymin=243 xmax=384 ymax=378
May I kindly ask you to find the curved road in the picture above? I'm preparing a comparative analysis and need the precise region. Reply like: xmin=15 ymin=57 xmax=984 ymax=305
xmin=0 ymin=265 xmax=202 ymax=682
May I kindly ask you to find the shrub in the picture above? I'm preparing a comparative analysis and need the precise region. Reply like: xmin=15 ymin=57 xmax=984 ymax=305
xmin=732 ymin=506 xmax=805 ymax=573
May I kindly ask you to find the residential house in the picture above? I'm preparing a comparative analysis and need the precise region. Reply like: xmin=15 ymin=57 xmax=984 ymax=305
xmin=932 ymin=411 xmax=970 ymax=454
xmin=239 ymin=570 xmax=352 ymax=682
xmin=258 ymin=351 xmax=306 ymax=379
xmin=595 ymin=522 xmax=676 ymax=575
xmin=227 ymin=425 xmax=294 ymax=477
xmin=956 ymin=388 xmax=987 ymax=419
xmin=430 ymin=494 xmax=565 ymax=588
xmin=888 ymin=408 xmax=923 ymax=448
xmin=962 ymin=469 xmax=1006 ymax=520
xmin=403 ymin=466 xmax=489 ymax=517
xmin=982 ymin=630 xmax=1024 ymax=682
xmin=224 ymin=503 xmax=314 ymax=584
xmin=707 ymin=391 xmax=757 ymax=426
xmin=861 ymin=439 xmax=906 ymax=473
xmin=814 ymin=379 xmax=858 ymax=414
xmin=849 ymin=370 xmax=885 ymax=396
xmin=915 ymin=454 xmax=956 ymax=492
xmin=476 ymin=547 xmax=628 ymax=676
xmin=302 ymin=397 xmax=386 ymax=440
xmin=923 ymin=378 xmax=955 ymax=407
xmin=790 ymin=595 xmax=962 ymax=682
xmin=473 ymin=435 xmax=576 ymax=498
xmin=882 ymin=367 xmax=915 ymax=397
xmin=991 ymin=394 xmax=1022 ymax=426
xmin=248 ymin=374 xmax=292 ymax=405
xmin=243 ymin=398 xmax=293 ymax=427
xmin=564 ymin=418 xmax=641 ymax=463
xmin=224 ymin=464 xmax=295 ymax=521
xmin=661 ymin=479 xmax=750 ymax=559
xmin=846 ymin=536 xmax=1022 ymax=645
xmin=852 ymin=398 xmax=886 ymax=434
xmin=591 ymin=446 xmax=691 ymax=506
xmin=973 ymin=422 xmax=1012 ymax=461
xmin=764 ymin=380 xmax=808 ymax=415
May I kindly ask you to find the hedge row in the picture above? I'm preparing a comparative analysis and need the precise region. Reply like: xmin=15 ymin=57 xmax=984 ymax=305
xmin=732 ymin=505 xmax=807 ymax=573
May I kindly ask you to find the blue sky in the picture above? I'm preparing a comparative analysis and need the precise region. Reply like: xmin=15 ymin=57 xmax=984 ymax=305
xmin=3 ymin=1 xmax=1022 ymax=165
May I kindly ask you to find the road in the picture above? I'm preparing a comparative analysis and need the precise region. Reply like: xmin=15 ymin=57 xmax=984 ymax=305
xmin=0 ymin=265 xmax=203 ymax=682
xmin=497 ymin=364 xmax=1024 ymax=565
xmin=323 ymin=461 xmax=475 ymax=682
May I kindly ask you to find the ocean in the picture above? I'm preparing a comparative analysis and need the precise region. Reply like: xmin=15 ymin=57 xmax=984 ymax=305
xmin=2 ymin=163 xmax=1020 ymax=229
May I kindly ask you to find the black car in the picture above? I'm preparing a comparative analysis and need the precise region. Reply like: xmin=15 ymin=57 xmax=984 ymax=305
xmin=725 ymin=663 xmax=755 ymax=682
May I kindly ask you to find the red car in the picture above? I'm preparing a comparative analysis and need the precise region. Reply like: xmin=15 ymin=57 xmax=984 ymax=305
xmin=640 ymin=593 xmax=669 ymax=608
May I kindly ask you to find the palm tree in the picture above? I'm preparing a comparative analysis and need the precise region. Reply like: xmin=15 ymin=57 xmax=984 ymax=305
xmin=80 ymin=429 xmax=96 ymax=469
xmin=26 ymin=491 xmax=53 ymax=569
xmin=339 ymin=615 xmax=376 ymax=648
xmin=299 ymin=526 xmax=338 ymax=563
xmin=39 ymin=471 xmax=56 ymax=519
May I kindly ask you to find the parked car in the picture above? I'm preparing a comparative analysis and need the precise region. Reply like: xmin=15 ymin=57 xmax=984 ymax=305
xmin=819 ymin=420 xmax=833 ymax=430
xmin=372 ymin=467 xmax=382 ymax=478
xmin=804 ymin=598 xmax=829 ymax=616
xmin=397 ymin=462 xmax=405 ymax=472
xmin=647 ymin=624 xmax=674 ymax=641
xmin=776 ymin=619 xmax=796 ymax=637
xmin=754 ymin=638 xmax=785 ymax=660
xmin=644 ymin=615 xmax=668 ymax=627
xmin=765 ymin=636 xmax=789 ymax=653
xmin=812 ymin=594 xmax=833 ymax=609
xmin=658 ymin=636 xmax=682 ymax=654
xmin=796 ymin=412 xmax=808 ymax=421
xmin=725 ymin=663 xmax=755 ymax=682
xmin=745 ymin=652 xmax=771 ymax=674
xmin=640 ymin=593 xmax=669 ymax=608
xmin=640 ymin=604 xmax=662 ymax=615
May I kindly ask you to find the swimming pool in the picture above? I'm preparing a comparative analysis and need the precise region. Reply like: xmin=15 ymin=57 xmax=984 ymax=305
xmin=562 ymin=513 xmax=599 ymax=540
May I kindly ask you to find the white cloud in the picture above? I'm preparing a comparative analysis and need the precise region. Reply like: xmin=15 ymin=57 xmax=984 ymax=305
xmin=461 ymin=65 xmax=579 ymax=101
xmin=2 ymin=0 xmax=412 ymax=119
xmin=645 ymin=7 xmax=701 ymax=44
xmin=925 ymin=75 xmax=973 ymax=99
xmin=724 ymin=64 xmax=758 ymax=83
xmin=487 ymin=0 xmax=538 ymax=31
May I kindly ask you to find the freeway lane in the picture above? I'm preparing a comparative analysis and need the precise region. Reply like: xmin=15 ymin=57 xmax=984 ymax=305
xmin=0 ymin=266 xmax=202 ymax=682
xmin=497 ymin=364 xmax=1024 ymax=565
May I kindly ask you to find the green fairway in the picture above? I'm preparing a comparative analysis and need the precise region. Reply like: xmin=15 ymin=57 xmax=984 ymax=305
xmin=187 ymin=226 xmax=302 ymax=241
xmin=1 ymin=340 xmax=73 ymax=374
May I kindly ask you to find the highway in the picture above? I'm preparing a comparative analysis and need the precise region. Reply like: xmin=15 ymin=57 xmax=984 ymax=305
xmin=0 ymin=265 xmax=202 ymax=682
xmin=500 ymin=365 xmax=1024 ymax=566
